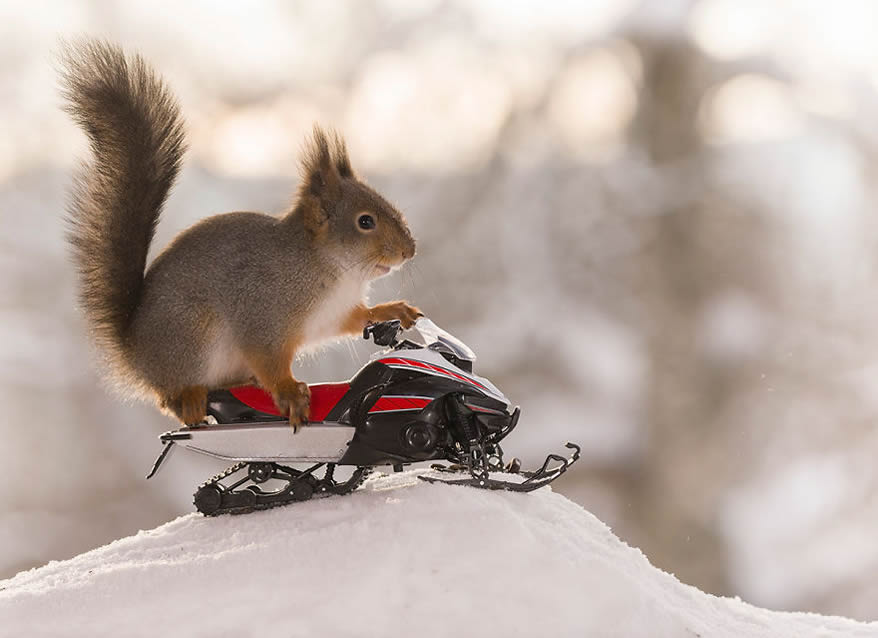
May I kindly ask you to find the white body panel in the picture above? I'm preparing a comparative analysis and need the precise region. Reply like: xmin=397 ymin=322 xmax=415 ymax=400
xmin=372 ymin=347 xmax=510 ymax=406
xmin=174 ymin=422 xmax=355 ymax=462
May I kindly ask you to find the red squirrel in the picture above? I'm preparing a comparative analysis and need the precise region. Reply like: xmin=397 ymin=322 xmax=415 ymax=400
xmin=61 ymin=40 xmax=421 ymax=429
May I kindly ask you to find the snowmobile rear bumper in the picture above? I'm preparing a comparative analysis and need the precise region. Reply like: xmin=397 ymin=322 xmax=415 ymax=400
xmin=148 ymin=421 xmax=357 ymax=479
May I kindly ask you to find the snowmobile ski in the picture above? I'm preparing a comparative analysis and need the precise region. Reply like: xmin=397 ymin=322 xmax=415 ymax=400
xmin=420 ymin=442 xmax=581 ymax=492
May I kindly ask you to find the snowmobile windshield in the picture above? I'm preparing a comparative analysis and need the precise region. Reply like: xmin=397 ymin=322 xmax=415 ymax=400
xmin=412 ymin=318 xmax=476 ymax=362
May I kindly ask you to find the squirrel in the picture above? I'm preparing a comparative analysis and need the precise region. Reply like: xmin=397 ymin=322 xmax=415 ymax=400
xmin=60 ymin=40 xmax=421 ymax=429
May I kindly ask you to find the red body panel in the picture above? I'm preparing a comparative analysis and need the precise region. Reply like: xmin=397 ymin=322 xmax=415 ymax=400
xmin=229 ymin=383 xmax=351 ymax=421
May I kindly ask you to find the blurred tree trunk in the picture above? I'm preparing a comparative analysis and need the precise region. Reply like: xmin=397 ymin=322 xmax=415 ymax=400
xmin=619 ymin=35 xmax=733 ymax=595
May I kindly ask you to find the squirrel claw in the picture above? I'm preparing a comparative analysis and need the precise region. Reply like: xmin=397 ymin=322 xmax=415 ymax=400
xmin=273 ymin=380 xmax=311 ymax=434
xmin=289 ymin=408 xmax=309 ymax=433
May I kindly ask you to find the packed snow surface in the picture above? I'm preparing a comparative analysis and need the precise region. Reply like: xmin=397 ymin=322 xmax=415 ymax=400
xmin=1 ymin=471 xmax=875 ymax=638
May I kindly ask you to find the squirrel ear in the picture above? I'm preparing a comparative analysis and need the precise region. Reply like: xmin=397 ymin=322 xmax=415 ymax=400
xmin=299 ymin=125 xmax=347 ymax=240
xmin=300 ymin=125 xmax=341 ymax=202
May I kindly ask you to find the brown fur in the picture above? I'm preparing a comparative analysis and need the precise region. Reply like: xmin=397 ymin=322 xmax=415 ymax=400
xmin=61 ymin=39 xmax=419 ymax=429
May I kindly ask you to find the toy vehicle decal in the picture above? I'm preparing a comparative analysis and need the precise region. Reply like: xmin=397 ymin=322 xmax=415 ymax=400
xmin=463 ymin=403 xmax=506 ymax=415
xmin=377 ymin=357 xmax=490 ymax=392
xmin=368 ymin=395 xmax=432 ymax=413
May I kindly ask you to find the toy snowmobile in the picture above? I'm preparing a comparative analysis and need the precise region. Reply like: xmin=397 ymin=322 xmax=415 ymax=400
xmin=148 ymin=318 xmax=580 ymax=516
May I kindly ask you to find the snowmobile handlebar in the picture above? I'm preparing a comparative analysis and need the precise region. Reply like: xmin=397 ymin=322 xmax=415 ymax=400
xmin=363 ymin=320 xmax=403 ymax=346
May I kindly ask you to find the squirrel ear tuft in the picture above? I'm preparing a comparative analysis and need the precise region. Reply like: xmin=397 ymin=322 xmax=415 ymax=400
xmin=300 ymin=125 xmax=341 ymax=199
xmin=331 ymin=132 xmax=354 ymax=179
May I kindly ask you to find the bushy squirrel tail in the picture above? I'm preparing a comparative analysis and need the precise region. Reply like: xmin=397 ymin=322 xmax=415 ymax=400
xmin=60 ymin=40 xmax=185 ymax=383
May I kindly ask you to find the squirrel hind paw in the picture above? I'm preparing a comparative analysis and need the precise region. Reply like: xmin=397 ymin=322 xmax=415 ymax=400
xmin=273 ymin=380 xmax=311 ymax=431
xmin=162 ymin=386 xmax=208 ymax=425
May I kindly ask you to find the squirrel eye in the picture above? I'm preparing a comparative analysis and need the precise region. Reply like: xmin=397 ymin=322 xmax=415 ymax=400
xmin=357 ymin=214 xmax=376 ymax=231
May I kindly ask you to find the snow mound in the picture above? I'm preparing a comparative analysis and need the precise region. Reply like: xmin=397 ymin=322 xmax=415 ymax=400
xmin=1 ymin=471 xmax=875 ymax=638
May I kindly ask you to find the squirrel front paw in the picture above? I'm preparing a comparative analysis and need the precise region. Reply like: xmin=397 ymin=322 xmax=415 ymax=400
xmin=370 ymin=301 xmax=423 ymax=329
xmin=273 ymin=379 xmax=311 ymax=433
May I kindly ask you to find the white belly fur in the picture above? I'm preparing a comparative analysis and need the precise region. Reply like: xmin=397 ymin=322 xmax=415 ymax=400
xmin=301 ymin=274 xmax=367 ymax=349
xmin=203 ymin=320 xmax=251 ymax=386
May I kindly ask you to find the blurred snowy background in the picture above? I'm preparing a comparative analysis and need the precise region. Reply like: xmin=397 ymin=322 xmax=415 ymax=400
xmin=2 ymin=0 xmax=878 ymax=621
